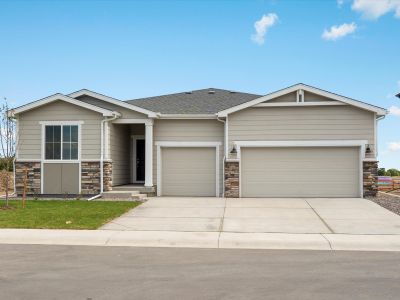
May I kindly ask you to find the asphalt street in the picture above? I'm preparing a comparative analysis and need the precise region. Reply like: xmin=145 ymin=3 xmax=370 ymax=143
xmin=0 ymin=244 xmax=400 ymax=300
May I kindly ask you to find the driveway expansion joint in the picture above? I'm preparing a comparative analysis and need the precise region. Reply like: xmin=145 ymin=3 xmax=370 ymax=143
xmin=303 ymin=198 xmax=335 ymax=234
xmin=218 ymin=197 xmax=227 ymax=248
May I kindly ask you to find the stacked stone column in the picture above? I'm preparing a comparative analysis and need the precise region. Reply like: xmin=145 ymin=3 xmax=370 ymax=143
xmin=81 ymin=161 xmax=112 ymax=194
xmin=224 ymin=161 xmax=239 ymax=198
xmin=363 ymin=160 xmax=378 ymax=197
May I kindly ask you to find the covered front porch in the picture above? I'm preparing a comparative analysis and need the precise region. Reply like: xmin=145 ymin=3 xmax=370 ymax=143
xmin=107 ymin=119 xmax=154 ymax=191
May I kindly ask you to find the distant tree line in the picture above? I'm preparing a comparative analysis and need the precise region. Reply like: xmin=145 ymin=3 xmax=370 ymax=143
xmin=378 ymin=168 xmax=400 ymax=177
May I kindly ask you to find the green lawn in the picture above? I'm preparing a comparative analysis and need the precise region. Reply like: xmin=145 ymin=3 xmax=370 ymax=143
xmin=0 ymin=200 xmax=141 ymax=229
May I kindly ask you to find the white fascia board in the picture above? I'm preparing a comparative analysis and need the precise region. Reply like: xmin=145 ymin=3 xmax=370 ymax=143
xmin=254 ymin=101 xmax=346 ymax=107
xmin=234 ymin=140 xmax=369 ymax=148
xmin=298 ymin=84 xmax=387 ymax=116
xmin=158 ymin=114 xmax=217 ymax=119
xmin=39 ymin=120 xmax=85 ymax=125
xmin=217 ymin=83 xmax=387 ymax=117
xmin=155 ymin=141 xmax=222 ymax=147
xmin=68 ymin=89 xmax=158 ymax=118
xmin=10 ymin=94 xmax=115 ymax=117
xmin=112 ymin=118 xmax=153 ymax=125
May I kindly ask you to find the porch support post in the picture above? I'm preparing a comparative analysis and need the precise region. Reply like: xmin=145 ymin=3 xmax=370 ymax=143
xmin=145 ymin=120 xmax=154 ymax=187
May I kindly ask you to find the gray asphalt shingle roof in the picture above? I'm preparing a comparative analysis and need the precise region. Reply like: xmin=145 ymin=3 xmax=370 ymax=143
xmin=125 ymin=88 xmax=262 ymax=114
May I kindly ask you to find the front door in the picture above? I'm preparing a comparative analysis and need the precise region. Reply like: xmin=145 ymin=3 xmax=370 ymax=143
xmin=136 ymin=139 xmax=145 ymax=181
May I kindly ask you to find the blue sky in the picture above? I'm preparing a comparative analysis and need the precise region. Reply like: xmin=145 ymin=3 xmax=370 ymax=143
xmin=1 ymin=0 xmax=399 ymax=168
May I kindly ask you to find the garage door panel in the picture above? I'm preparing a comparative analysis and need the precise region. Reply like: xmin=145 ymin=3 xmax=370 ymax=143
xmin=61 ymin=164 xmax=79 ymax=194
xmin=241 ymin=147 xmax=359 ymax=198
xmin=43 ymin=164 xmax=62 ymax=194
xmin=43 ymin=163 xmax=79 ymax=194
xmin=161 ymin=147 xmax=216 ymax=196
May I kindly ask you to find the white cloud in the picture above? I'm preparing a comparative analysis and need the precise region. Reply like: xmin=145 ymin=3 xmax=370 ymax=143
xmin=337 ymin=0 xmax=345 ymax=7
xmin=322 ymin=22 xmax=357 ymax=41
xmin=389 ymin=106 xmax=400 ymax=116
xmin=388 ymin=142 xmax=400 ymax=151
xmin=251 ymin=13 xmax=278 ymax=45
xmin=352 ymin=0 xmax=400 ymax=19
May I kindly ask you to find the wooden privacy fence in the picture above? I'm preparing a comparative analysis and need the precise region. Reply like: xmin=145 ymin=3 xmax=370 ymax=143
xmin=378 ymin=176 xmax=400 ymax=192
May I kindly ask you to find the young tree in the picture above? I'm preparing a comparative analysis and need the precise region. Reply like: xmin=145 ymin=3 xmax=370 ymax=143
xmin=0 ymin=98 xmax=16 ymax=207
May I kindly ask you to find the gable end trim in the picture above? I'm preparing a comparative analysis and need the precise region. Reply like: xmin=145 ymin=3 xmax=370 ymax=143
xmin=9 ymin=94 xmax=116 ymax=117
xmin=68 ymin=89 xmax=158 ymax=118
xmin=217 ymin=84 xmax=387 ymax=117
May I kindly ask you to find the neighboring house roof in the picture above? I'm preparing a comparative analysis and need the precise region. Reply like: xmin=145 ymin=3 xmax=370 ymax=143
xmin=217 ymin=83 xmax=388 ymax=117
xmin=396 ymin=92 xmax=400 ymax=98
xmin=125 ymin=88 xmax=262 ymax=114
xmin=9 ymin=93 xmax=118 ymax=117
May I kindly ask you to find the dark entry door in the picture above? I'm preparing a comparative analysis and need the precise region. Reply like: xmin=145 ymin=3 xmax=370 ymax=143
xmin=136 ymin=139 xmax=145 ymax=181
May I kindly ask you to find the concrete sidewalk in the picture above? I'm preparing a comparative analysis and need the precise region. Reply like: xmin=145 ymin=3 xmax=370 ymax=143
xmin=1 ymin=229 xmax=400 ymax=252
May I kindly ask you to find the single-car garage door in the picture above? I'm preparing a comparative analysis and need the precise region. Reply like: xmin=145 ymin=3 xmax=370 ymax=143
xmin=241 ymin=147 xmax=360 ymax=198
xmin=161 ymin=147 xmax=216 ymax=196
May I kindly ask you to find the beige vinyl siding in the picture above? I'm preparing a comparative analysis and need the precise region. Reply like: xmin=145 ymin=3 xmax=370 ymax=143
xmin=76 ymin=95 xmax=148 ymax=119
xmin=266 ymin=92 xmax=297 ymax=103
xmin=228 ymin=106 xmax=375 ymax=155
xmin=161 ymin=147 xmax=216 ymax=196
xmin=241 ymin=147 xmax=360 ymax=197
xmin=266 ymin=91 xmax=340 ymax=103
xmin=109 ymin=123 xmax=131 ymax=186
xmin=18 ymin=100 xmax=103 ymax=160
xmin=304 ymin=91 xmax=334 ymax=102
xmin=153 ymin=119 xmax=224 ymax=196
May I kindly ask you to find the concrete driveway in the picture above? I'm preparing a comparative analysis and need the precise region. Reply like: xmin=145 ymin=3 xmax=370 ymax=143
xmin=101 ymin=197 xmax=400 ymax=235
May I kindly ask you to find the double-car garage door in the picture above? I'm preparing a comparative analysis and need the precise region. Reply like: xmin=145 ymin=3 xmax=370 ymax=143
xmin=241 ymin=147 xmax=360 ymax=198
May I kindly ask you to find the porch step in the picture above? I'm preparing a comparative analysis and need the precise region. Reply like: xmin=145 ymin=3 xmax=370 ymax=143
xmin=100 ymin=191 xmax=148 ymax=201
xmin=112 ymin=185 xmax=155 ymax=194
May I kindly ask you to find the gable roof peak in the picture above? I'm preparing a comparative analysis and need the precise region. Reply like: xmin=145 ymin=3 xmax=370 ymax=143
xmin=68 ymin=89 xmax=158 ymax=117
xmin=217 ymin=83 xmax=387 ymax=117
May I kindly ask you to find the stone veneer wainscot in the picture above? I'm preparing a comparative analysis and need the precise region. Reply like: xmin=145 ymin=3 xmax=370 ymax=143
xmin=15 ymin=161 xmax=41 ymax=196
xmin=81 ymin=161 xmax=112 ymax=194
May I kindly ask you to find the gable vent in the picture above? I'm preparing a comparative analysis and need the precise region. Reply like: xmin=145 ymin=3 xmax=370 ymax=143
xmin=208 ymin=90 xmax=215 ymax=94
xmin=185 ymin=91 xmax=192 ymax=94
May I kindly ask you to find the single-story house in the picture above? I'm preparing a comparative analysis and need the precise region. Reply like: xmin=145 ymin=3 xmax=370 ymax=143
xmin=9 ymin=83 xmax=387 ymax=198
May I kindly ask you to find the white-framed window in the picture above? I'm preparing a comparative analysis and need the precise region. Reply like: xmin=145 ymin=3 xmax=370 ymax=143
xmin=41 ymin=121 xmax=82 ymax=161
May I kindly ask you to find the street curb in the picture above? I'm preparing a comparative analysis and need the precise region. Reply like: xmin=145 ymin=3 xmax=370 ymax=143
xmin=1 ymin=229 xmax=400 ymax=251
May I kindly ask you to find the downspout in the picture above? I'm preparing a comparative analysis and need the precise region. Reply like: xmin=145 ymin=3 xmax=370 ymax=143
xmin=101 ymin=112 xmax=120 ymax=193
xmin=217 ymin=116 xmax=226 ymax=197
xmin=8 ymin=113 xmax=18 ymax=197
xmin=89 ymin=112 xmax=120 ymax=201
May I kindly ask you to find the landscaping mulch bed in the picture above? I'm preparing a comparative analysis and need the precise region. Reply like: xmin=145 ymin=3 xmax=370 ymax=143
xmin=366 ymin=192 xmax=400 ymax=216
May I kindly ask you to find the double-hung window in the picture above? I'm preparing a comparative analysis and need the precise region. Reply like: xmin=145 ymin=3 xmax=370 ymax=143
xmin=45 ymin=125 xmax=79 ymax=160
